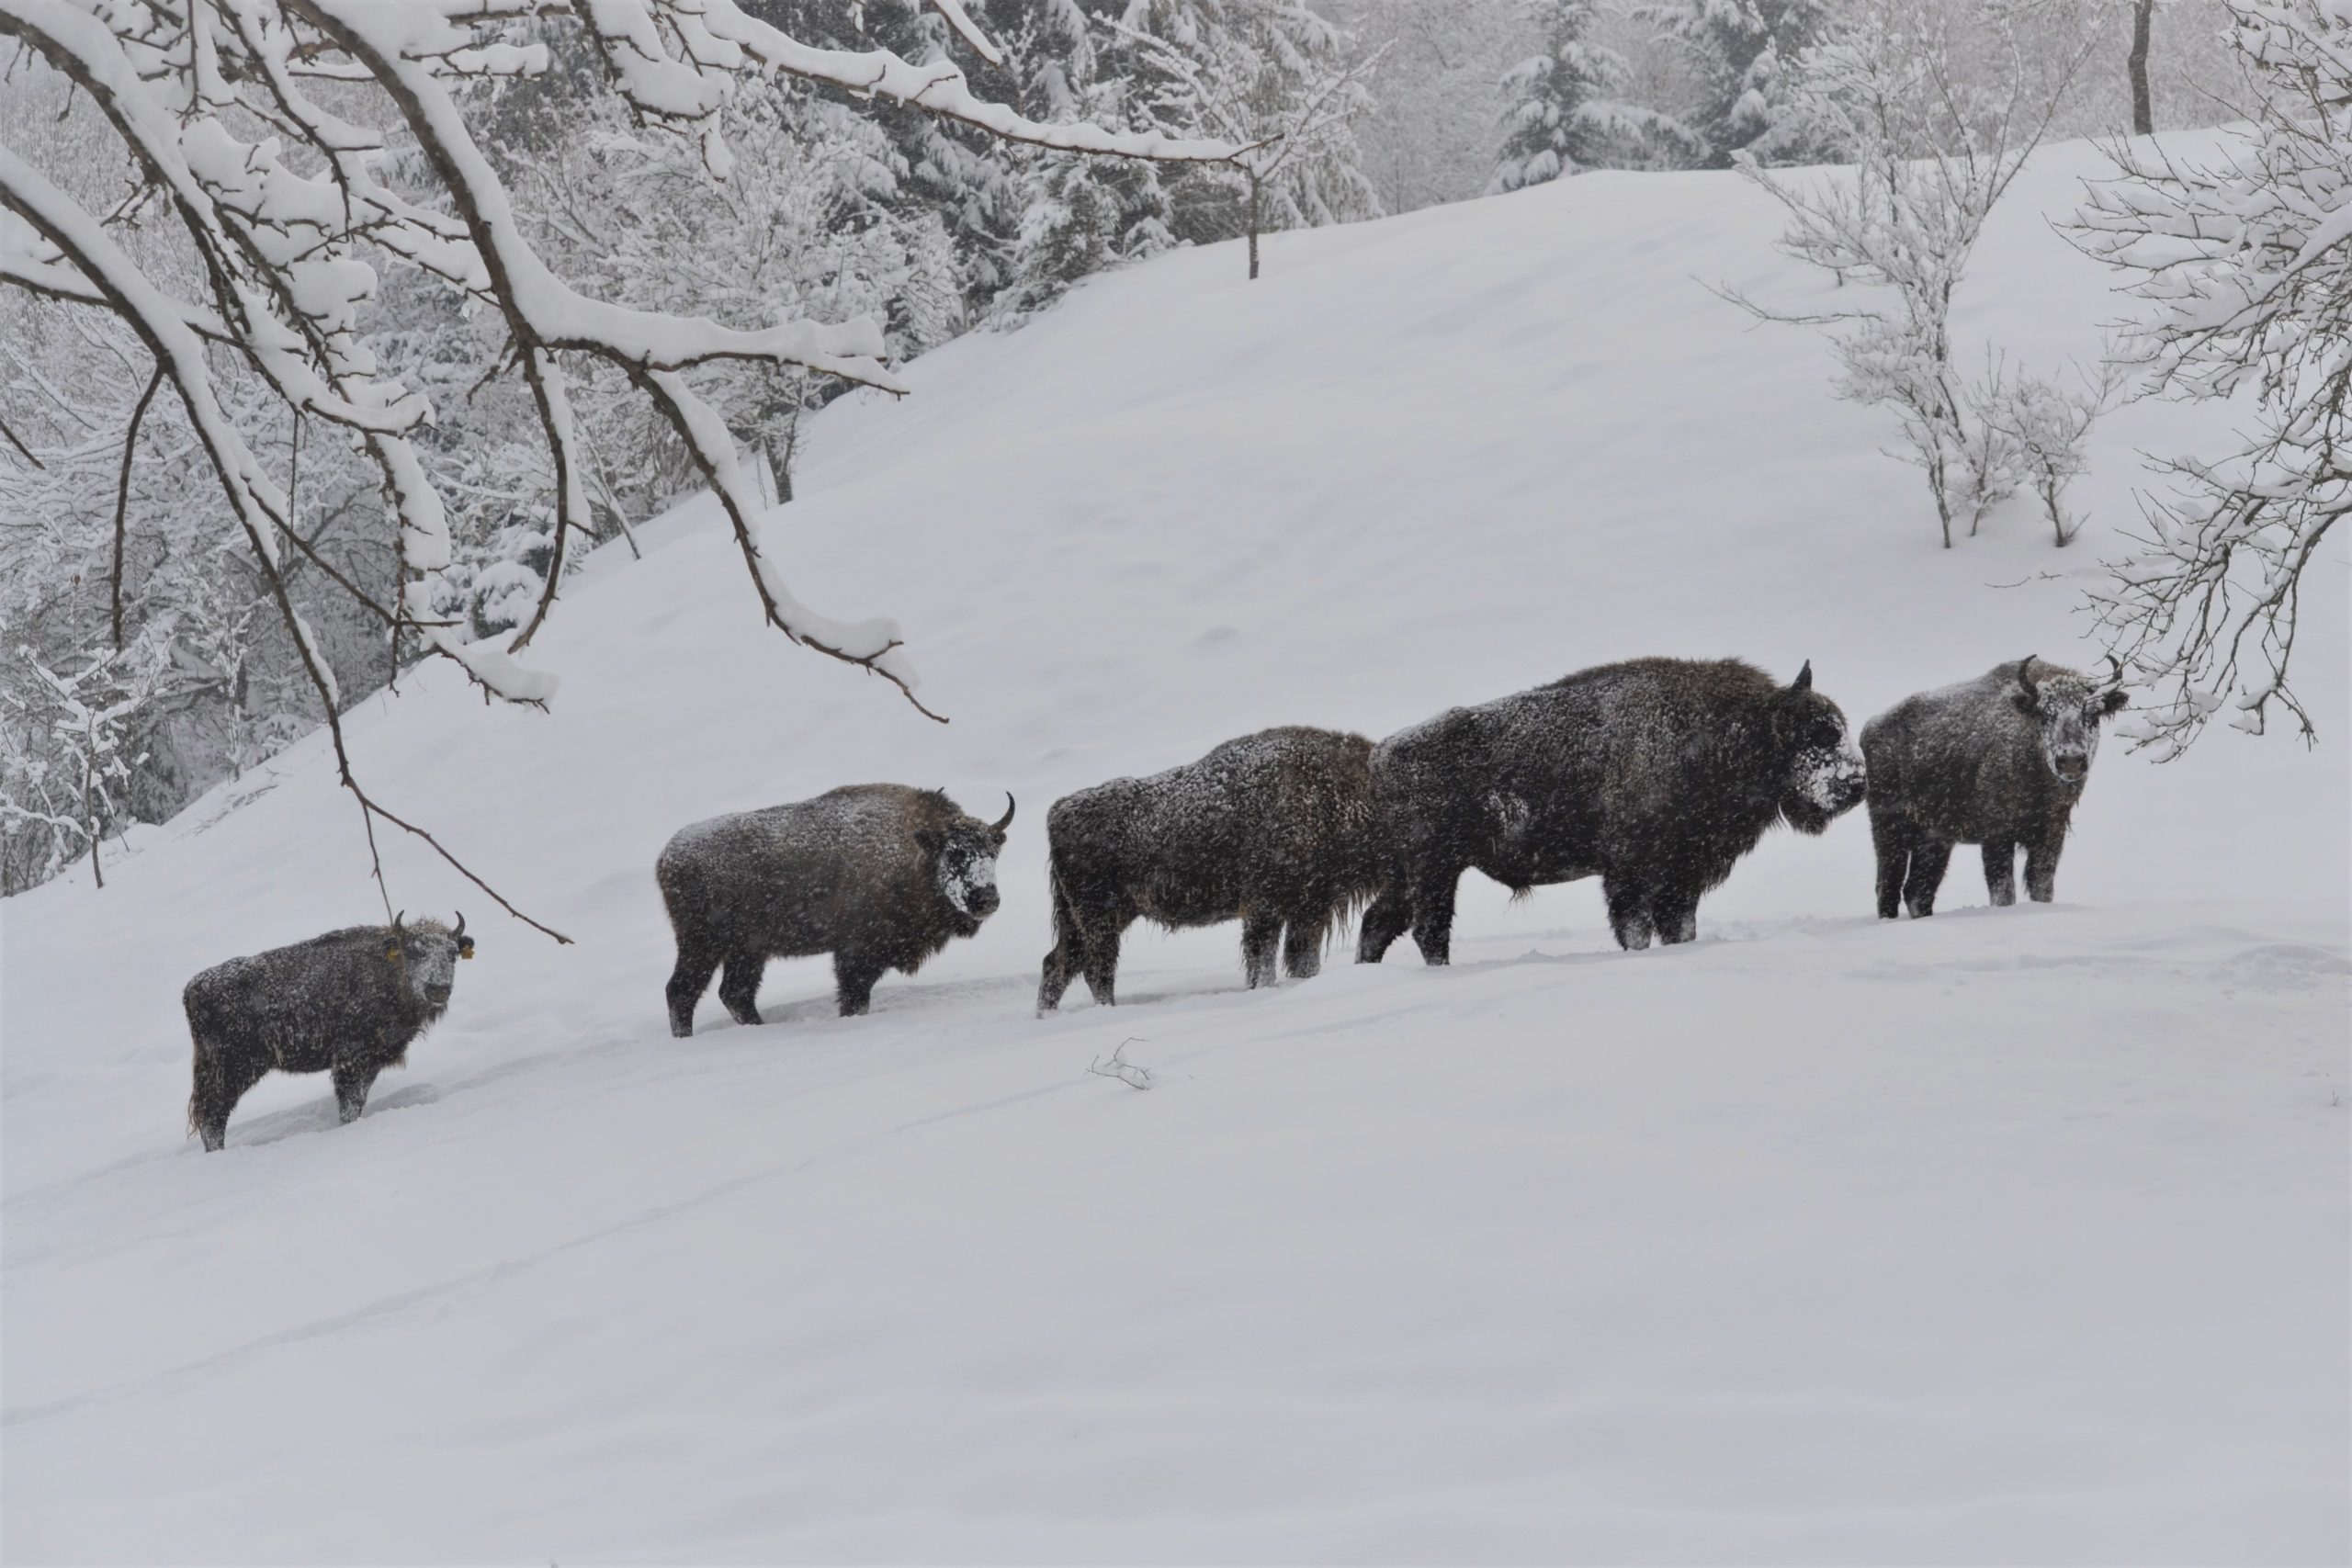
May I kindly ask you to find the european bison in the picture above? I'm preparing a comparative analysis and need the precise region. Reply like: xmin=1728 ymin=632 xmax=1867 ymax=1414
xmin=1861 ymin=654 xmax=2128 ymax=918
xmin=658 ymin=784 xmax=1012 ymax=1034
xmin=1038 ymin=726 xmax=1385 ymax=1010
xmin=1358 ymin=658 xmax=1867 ymax=963
xmin=185 ymin=912 xmax=474 ymax=1152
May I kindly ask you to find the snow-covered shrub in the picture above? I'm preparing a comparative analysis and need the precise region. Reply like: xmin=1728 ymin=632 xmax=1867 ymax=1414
xmin=2070 ymin=0 xmax=2351 ymax=755
xmin=1970 ymin=356 xmax=2120 ymax=547
xmin=1727 ymin=0 xmax=2101 ymax=547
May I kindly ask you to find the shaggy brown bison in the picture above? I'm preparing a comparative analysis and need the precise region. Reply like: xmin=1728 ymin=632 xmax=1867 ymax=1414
xmin=1038 ymin=726 xmax=1385 ymax=1010
xmin=658 ymin=784 xmax=1012 ymax=1034
xmin=1357 ymin=658 xmax=1867 ymax=962
xmin=185 ymin=912 xmax=474 ymax=1152
xmin=1861 ymin=655 xmax=2128 ymax=918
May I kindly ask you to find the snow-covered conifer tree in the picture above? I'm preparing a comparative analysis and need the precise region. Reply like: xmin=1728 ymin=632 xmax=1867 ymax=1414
xmin=1108 ymin=0 xmax=1385 ymax=278
xmin=1490 ymin=0 xmax=1688 ymax=193
xmin=1639 ymin=0 xmax=1837 ymax=167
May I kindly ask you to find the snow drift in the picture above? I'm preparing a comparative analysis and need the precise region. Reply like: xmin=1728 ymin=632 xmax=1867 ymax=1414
xmin=4 ymin=137 xmax=2346 ymax=1562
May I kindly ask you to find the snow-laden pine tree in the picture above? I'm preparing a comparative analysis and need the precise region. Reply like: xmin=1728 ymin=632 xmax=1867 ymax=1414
xmin=1106 ymin=0 xmax=1384 ymax=278
xmin=1639 ymin=0 xmax=1838 ymax=167
xmin=1490 ymin=0 xmax=1688 ymax=193
xmin=0 ymin=0 xmax=1234 ymax=923
xmin=2070 ymin=0 xmax=2350 ymax=756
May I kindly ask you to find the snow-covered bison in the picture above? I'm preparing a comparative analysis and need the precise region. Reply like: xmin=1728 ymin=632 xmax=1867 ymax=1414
xmin=658 ymin=784 xmax=1012 ymax=1034
xmin=1358 ymin=658 xmax=1868 ymax=962
xmin=1860 ymin=655 xmax=2128 ymax=919
xmin=1038 ymin=726 xmax=1385 ymax=1010
xmin=184 ymin=912 xmax=474 ymax=1152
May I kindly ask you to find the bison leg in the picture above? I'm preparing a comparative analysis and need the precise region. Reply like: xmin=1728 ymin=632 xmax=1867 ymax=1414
xmin=1080 ymin=923 xmax=1122 ymax=1007
xmin=1355 ymin=886 xmax=1413 ymax=964
xmin=1870 ymin=810 xmax=1913 ymax=920
xmin=1653 ymin=886 xmax=1701 ymax=946
xmin=665 ymin=938 xmax=723 ymax=1039
xmin=1603 ymin=874 xmax=1656 ymax=951
xmin=1407 ymin=869 xmax=1461 ymax=966
xmin=1903 ymin=840 xmax=1952 ymax=918
xmin=1038 ymin=940 xmax=1077 ymax=1012
xmin=1983 ymin=841 xmax=2018 ymax=907
xmin=717 ymin=953 xmax=766 ymax=1027
xmin=1241 ymin=909 xmax=1283 ymax=988
xmin=189 ymin=1041 xmax=268 ymax=1153
xmin=331 ymin=1060 xmax=380 ymax=1125
xmin=2023 ymin=837 xmax=2063 ymax=903
xmin=834 ymin=950 xmax=886 ymax=1017
xmin=1282 ymin=914 xmax=1326 ymax=980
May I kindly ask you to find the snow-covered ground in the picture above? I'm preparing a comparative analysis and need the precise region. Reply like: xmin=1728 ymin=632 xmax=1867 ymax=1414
xmin=5 ymin=137 xmax=2346 ymax=1562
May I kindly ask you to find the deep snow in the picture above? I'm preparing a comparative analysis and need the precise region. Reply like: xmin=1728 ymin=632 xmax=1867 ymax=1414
xmin=4 ymin=136 xmax=2346 ymax=1562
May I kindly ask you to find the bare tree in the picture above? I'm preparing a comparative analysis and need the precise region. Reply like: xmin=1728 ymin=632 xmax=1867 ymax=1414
xmin=0 ymin=0 xmax=1235 ymax=935
xmin=2070 ymin=0 xmax=2348 ymax=758
xmin=1721 ymin=0 xmax=2102 ymax=547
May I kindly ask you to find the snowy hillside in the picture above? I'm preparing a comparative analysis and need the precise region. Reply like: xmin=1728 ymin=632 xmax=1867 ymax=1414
xmin=5 ymin=138 xmax=2346 ymax=1562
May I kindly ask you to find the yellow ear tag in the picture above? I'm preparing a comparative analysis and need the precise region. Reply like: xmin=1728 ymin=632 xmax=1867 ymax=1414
xmin=459 ymin=947 xmax=475 ymax=960
xmin=385 ymin=947 xmax=401 ymax=962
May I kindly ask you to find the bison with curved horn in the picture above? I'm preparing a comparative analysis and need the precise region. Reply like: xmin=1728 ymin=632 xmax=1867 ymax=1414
xmin=658 ymin=784 xmax=1012 ymax=1035
xmin=1860 ymin=654 xmax=2129 ymax=918
xmin=1358 ymin=658 xmax=1868 ymax=963
xmin=184 ymin=910 xmax=476 ymax=1152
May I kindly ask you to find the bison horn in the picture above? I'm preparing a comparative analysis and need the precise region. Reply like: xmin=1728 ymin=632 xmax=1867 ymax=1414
xmin=391 ymin=909 xmax=406 ymax=933
xmin=2017 ymin=656 xmax=2040 ymax=698
xmin=1790 ymin=660 xmax=1813 ymax=694
xmin=991 ymin=793 xmax=1015 ymax=835
xmin=452 ymin=909 xmax=468 ymax=943
xmin=2103 ymin=652 xmax=2125 ymax=686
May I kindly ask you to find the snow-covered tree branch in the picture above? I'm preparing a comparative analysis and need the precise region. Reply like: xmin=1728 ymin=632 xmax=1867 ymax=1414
xmin=0 ymin=0 xmax=1238 ymax=926
xmin=2070 ymin=0 xmax=2348 ymax=758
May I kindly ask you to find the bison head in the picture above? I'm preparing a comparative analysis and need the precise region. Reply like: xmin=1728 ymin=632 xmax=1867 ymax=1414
xmin=916 ymin=795 xmax=1012 ymax=933
xmin=2012 ymin=656 xmax=2128 ymax=785
xmin=1774 ymin=661 xmax=1868 ymax=835
xmin=385 ymin=910 xmax=472 ymax=1015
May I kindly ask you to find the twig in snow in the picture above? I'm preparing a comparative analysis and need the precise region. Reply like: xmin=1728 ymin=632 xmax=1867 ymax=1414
xmin=1087 ymin=1038 xmax=1153 ymax=1090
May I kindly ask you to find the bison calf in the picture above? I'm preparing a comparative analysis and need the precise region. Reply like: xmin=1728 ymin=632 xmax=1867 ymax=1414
xmin=659 ymin=784 xmax=1012 ymax=1035
xmin=185 ymin=912 xmax=474 ymax=1152
xmin=1861 ymin=655 xmax=2127 ymax=918
xmin=1038 ymin=727 xmax=1384 ymax=1010
xmin=1359 ymin=658 xmax=1867 ymax=962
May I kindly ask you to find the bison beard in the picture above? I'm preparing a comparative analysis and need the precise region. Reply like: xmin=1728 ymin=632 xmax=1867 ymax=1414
xmin=1037 ymin=727 xmax=1385 ymax=1010
xmin=657 ymin=784 xmax=1012 ymax=1035
xmin=1357 ymin=658 xmax=1867 ymax=962
xmin=184 ymin=913 xmax=474 ymax=1152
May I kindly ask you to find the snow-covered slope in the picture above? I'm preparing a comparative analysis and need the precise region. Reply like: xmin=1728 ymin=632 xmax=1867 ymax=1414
xmin=5 ymin=139 xmax=2346 ymax=1562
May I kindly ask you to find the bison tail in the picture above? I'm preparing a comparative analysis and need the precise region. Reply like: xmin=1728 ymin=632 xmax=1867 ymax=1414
xmin=1046 ymin=855 xmax=1083 ymax=957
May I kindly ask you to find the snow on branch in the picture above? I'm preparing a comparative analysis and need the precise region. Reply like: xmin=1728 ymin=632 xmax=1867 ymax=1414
xmin=2068 ymin=0 xmax=2349 ymax=758
xmin=0 ymin=0 xmax=1244 ymax=934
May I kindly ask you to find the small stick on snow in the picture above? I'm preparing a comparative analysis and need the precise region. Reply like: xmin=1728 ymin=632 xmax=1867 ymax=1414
xmin=1087 ymin=1038 xmax=1153 ymax=1090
